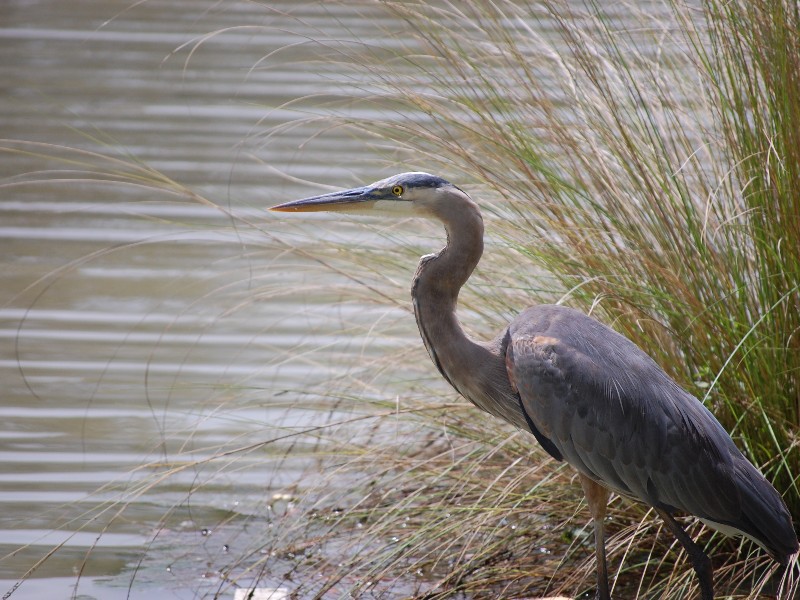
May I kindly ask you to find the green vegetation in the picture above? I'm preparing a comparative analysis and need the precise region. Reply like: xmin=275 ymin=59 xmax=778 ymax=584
xmin=259 ymin=0 xmax=799 ymax=597
xmin=360 ymin=0 xmax=800 ymax=511
xmin=3 ymin=0 xmax=797 ymax=598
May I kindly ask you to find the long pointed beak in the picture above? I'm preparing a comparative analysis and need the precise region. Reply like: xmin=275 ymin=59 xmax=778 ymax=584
xmin=269 ymin=186 xmax=376 ymax=213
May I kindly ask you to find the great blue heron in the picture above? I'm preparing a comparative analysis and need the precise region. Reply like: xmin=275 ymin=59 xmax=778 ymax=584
xmin=270 ymin=172 xmax=798 ymax=599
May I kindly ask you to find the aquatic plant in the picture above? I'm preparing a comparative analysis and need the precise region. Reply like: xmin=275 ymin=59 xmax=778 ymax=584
xmin=254 ymin=0 xmax=800 ymax=597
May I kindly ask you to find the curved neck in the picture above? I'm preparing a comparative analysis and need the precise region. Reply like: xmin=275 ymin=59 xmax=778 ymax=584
xmin=411 ymin=196 xmax=526 ymax=428
xmin=414 ymin=208 xmax=484 ymax=311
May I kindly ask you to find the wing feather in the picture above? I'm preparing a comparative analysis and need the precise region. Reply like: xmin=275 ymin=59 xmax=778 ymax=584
xmin=504 ymin=305 xmax=741 ymax=523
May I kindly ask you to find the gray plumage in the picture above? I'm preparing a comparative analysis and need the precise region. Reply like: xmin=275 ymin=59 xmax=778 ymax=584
xmin=271 ymin=172 xmax=798 ymax=599
xmin=505 ymin=304 xmax=797 ymax=563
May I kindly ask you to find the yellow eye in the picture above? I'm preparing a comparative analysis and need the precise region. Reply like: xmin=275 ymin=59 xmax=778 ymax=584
xmin=392 ymin=185 xmax=404 ymax=197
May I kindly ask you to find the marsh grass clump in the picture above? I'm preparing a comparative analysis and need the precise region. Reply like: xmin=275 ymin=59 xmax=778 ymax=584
xmin=375 ymin=0 xmax=800 ymax=508
xmin=252 ymin=0 xmax=800 ymax=597
xmin=4 ymin=0 xmax=799 ymax=598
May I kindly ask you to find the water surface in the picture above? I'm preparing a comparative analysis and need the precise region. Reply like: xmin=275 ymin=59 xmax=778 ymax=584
xmin=0 ymin=1 xmax=682 ymax=598
xmin=1 ymin=2 xmax=415 ymax=598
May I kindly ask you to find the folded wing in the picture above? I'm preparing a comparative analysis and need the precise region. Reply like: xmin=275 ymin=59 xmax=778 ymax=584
xmin=504 ymin=304 xmax=797 ymax=562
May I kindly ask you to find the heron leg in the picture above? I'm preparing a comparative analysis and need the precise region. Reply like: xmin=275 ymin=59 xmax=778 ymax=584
xmin=579 ymin=473 xmax=612 ymax=600
xmin=654 ymin=508 xmax=714 ymax=600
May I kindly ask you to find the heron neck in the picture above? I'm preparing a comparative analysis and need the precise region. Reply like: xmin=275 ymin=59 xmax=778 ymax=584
xmin=417 ymin=212 xmax=485 ymax=308
xmin=412 ymin=224 xmax=482 ymax=396
xmin=411 ymin=203 xmax=526 ymax=428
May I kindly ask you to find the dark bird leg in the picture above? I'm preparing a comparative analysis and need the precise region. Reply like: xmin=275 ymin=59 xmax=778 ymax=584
xmin=654 ymin=507 xmax=714 ymax=600
xmin=580 ymin=473 xmax=612 ymax=600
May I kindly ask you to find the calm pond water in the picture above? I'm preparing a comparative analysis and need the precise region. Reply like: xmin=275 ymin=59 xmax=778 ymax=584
xmin=0 ymin=1 xmax=680 ymax=599
xmin=1 ymin=2 xmax=423 ymax=598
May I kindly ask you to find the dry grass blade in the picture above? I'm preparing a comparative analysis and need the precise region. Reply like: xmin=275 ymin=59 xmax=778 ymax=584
xmin=3 ymin=0 xmax=798 ymax=598
xmin=249 ymin=0 xmax=799 ymax=597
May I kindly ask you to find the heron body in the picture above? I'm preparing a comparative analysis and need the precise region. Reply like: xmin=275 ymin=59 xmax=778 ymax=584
xmin=271 ymin=172 xmax=798 ymax=599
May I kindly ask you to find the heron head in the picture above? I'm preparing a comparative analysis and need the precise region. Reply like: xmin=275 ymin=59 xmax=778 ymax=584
xmin=269 ymin=172 xmax=469 ymax=217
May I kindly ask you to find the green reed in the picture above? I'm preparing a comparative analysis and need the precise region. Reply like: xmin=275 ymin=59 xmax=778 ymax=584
xmin=276 ymin=0 xmax=799 ymax=597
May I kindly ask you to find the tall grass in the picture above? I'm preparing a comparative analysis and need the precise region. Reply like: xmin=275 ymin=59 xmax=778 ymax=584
xmin=354 ymin=0 xmax=800 ymax=510
xmin=4 ymin=0 xmax=798 ymax=598
xmin=250 ymin=0 xmax=800 ymax=597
